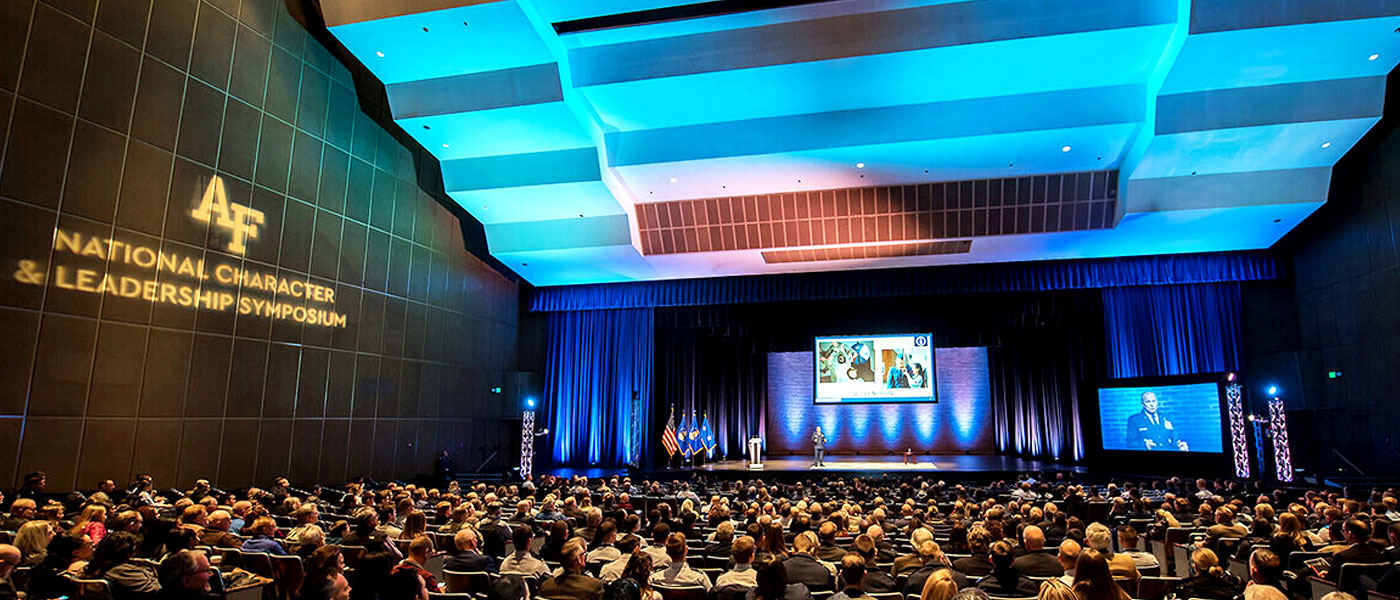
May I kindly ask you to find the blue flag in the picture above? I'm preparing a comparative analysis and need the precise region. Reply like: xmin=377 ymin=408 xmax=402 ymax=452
xmin=677 ymin=411 xmax=693 ymax=457
xmin=687 ymin=411 xmax=702 ymax=456
xmin=700 ymin=413 xmax=717 ymax=456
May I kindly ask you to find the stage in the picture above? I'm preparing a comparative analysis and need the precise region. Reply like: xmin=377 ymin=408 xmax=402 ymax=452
xmin=541 ymin=454 xmax=1087 ymax=479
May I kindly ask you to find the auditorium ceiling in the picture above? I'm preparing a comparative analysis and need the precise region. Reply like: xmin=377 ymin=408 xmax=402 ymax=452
xmin=321 ymin=0 xmax=1400 ymax=286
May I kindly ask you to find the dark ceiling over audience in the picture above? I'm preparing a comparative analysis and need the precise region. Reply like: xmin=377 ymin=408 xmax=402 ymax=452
xmin=322 ymin=0 xmax=1400 ymax=286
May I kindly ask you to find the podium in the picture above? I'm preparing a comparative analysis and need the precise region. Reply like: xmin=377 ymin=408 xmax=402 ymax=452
xmin=747 ymin=436 xmax=764 ymax=470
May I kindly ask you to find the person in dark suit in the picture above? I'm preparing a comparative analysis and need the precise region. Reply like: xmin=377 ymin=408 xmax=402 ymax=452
xmin=445 ymin=528 xmax=498 ymax=573
xmin=1012 ymin=526 xmax=1063 ymax=577
xmin=1125 ymin=391 xmax=1189 ymax=451
xmin=812 ymin=428 xmax=827 ymax=467
xmin=902 ymin=541 xmax=969 ymax=595
xmin=784 ymin=532 xmax=835 ymax=590
xmin=978 ymin=541 xmax=1039 ymax=597
xmin=539 ymin=540 xmax=603 ymax=600
xmin=849 ymin=535 xmax=895 ymax=593
xmin=816 ymin=522 xmax=846 ymax=563
xmin=952 ymin=527 xmax=994 ymax=577
xmin=1325 ymin=519 xmax=1387 ymax=584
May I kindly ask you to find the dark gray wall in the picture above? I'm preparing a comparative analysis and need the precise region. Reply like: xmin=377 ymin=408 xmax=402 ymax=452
xmin=0 ymin=0 xmax=521 ymax=491
xmin=1257 ymin=69 xmax=1400 ymax=476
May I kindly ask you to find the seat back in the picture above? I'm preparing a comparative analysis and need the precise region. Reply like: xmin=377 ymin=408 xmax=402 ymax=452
xmin=443 ymin=570 xmax=491 ymax=595
xmin=656 ymin=585 xmax=709 ymax=600
xmin=1113 ymin=576 xmax=1139 ymax=598
xmin=1338 ymin=563 xmax=1395 ymax=594
xmin=339 ymin=545 xmax=368 ymax=566
xmin=1172 ymin=544 xmax=1192 ymax=577
xmin=1136 ymin=576 xmax=1182 ymax=600
xmin=270 ymin=554 xmax=305 ymax=600
xmin=241 ymin=551 xmax=276 ymax=579
xmin=70 ymin=577 xmax=114 ymax=600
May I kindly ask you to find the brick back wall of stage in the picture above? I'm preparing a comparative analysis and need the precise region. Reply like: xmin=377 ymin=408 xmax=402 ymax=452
xmin=0 ymin=0 xmax=522 ymax=491
xmin=764 ymin=348 xmax=995 ymax=456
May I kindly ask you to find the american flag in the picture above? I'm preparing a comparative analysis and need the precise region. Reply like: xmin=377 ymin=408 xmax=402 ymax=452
xmin=661 ymin=408 xmax=679 ymax=457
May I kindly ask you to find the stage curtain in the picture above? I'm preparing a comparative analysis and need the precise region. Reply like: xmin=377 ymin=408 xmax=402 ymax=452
xmin=531 ymin=251 xmax=1281 ymax=311
xmin=542 ymin=308 xmax=654 ymax=466
xmin=989 ymin=292 xmax=1106 ymax=461
xmin=1102 ymin=282 xmax=1243 ymax=378
xmin=653 ymin=307 xmax=766 ymax=464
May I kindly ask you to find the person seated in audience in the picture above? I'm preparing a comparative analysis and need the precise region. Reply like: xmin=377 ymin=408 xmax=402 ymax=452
xmin=479 ymin=503 xmax=513 ymax=558
xmin=1244 ymin=582 xmax=1290 ymax=600
xmin=815 ymin=522 xmax=846 ymax=563
xmin=748 ymin=554 xmax=812 ymax=600
xmin=16 ymin=472 xmax=46 ymax=504
xmin=1 ymin=499 xmax=36 ymax=532
xmin=707 ymin=521 xmax=737 ymax=561
xmin=895 ymin=528 xmax=936 ymax=575
xmin=642 ymin=524 xmax=673 ymax=569
xmin=240 ymin=517 xmax=286 ymax=555
xmin=587 ymin=520 xmax=621 ymax=565
xmin=1013 ymin=526 xmax=1063 ymax=577
xmin=830 ymin=554 xmax=873 ymax=600
xmin=1207 ymin=507 xmax=1249 ymax=544
xmin=613 ymin=552 xmax=661 ymax=600
xmin=1083 ymin=524 xmax=1137 ymax=582
xmin=487 ymin=575 xmax=531 ymax=600
xmin=717 ymin=535 xmax=759 ymax=589
xmin=1323 ymin=519 xmax=1386 ymax=583
xmin=197 ymin=510 xmax=243 ymax=549
xmin=539 ymin=539 xmax=603 ymax=600
xmin=1069 ymin=550 xmax=1128 ymax=600
xmin=905 ymin=540 xmax=968 ymax=595
xmin=977 ymin=540 xmax=1038 ymax=597
xmin=154 ymin=550 xmax=214 ymax=600
xmin=651 ymin=532 xmax=711 ymax=589
xmin=850 ymin=534 xmax=895 ymax=592
xmin=1114 ymin=526 xmax=1157 ymax=571
xmin=287 ymin=504 xmax=324 ymax=552
xmin=375 ymin=505 xmax=403 ymax=540
xmin=438 ymin=506 xmax=471 ymax=534
xmin=598 ymin=534 xmax=641 ymax=583
xmin=342 ymin=507 xmax=402 ymax=560
xmin=917 ymin=568 xmax=958 ymax=600
xmin=87 ymin=532 xmax=159 ymax=600
xmin=953 ymin=526 xmax=994 ymax=578
xmin=381 ymin=568 xmax=428 ymax=600
xmin=229 ymin=501 xmax=253 ymax=535
xmin=397 ymin=511 xmax=428 ymax=542
xmin=0 ymin=544 xmax=20 ymax=600
xmin=784 ymin=531 xmax=835 ymax=590
xmin=391 ymin=535 xmax=439 ymax=592
xmin=1033 ymin=578 xmax=1076 ymax=600
xmin=15 ymin=520 xmax=53 ymax=566
xmin=302 ymin=570 xmax=353 ymax=600
xmin=501 ymin=524 xmax=551 ymax=580
xmin=446 ymin=527 xmax=497 ymax=573
xmin=26 ymin=533 xmax=89 ymax=599
xmin=759 ymin=523 xmax=791 ymax=562
xmin=71 ymin=504 xmax=108 ymax=545
xmin=1174 ymin=548 xmax=1243 ymax=600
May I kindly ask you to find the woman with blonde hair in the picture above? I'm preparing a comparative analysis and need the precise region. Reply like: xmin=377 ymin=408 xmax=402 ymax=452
xmin=1173 ymin=548 xmax=1243 ymax=600
xmin=16 ymin=519 xmax=54 ymax=565
xmin=920 ymin=567 xmax=958 ymax=600
xmin=70 ymin=504 xmax=109 ymax=544
xmin=1036 ymin=578 xmax=1079 ymax=600
xmin=1071 ymin=549 xmax=1130 ymax=600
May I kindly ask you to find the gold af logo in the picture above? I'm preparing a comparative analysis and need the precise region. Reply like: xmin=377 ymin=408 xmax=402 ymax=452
xmin=191 ymin=175 xmax=265 ymax=255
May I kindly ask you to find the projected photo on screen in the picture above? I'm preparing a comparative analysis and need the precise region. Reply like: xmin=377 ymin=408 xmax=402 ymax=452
xmin=815 ymin=334 xmax=935 ymax=404
xmin=1097 ymin=382 xmax=1224 ymax=453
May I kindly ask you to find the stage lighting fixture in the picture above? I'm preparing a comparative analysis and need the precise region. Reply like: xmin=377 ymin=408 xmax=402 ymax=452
xmin=1266 ymin=385 xmax=1278 ymax=396
xmin=525 ymin=396 xmax=537 ymax=409
xmin=1226 ymin=372 xmax=1236 ymax=381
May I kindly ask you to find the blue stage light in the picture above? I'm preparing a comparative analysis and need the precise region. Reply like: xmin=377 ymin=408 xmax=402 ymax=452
xmin=525 ymin=396 xmax=537 ymax=409
xmin=1266 ymin=385 xmax=1278 ymax=396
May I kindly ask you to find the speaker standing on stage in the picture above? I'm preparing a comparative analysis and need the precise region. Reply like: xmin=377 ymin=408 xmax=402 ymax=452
xmin=812 ymin=426 xmax=827 ymax=467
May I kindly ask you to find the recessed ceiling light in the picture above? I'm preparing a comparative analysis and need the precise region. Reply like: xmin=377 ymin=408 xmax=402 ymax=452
xmin=669 ymin=177 xmax=678 ymax=183
xmin=422 ymin=125 xmax=430 ymax=130
xmin=422 ymin=27 xmax=429 ymax=32
xmin=1273 ymin=219 xmax=1281 ymax=223
xmin=482 ymin=206 xmax=489 ymax=210
xmin=441 ymin=143 xmax=450 ymax=148
xmin=855 ymin=162 xmax=865 ymax=169
xmin=1061 ymin=145 xmax=1072 ymax=153
xmin=1321 ymin=142 xmax=1332 ymax=149
xmin=1369 ymin=53 xmax=1380 ymax=61
xmin=375 ymin=51 xmax=385 ymax=57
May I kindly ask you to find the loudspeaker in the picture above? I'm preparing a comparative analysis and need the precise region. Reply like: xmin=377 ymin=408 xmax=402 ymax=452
xmin=504 ymin=371 xmax=541 ymax=411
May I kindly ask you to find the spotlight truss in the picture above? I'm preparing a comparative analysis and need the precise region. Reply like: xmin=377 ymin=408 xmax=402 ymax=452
xmin=520 ymin=410 xmax=535 ymax=479
xmin=1226 ymin=383 xmax=1249 ymax=478
xmin=1268 ymin=397 xmax=1293 ymax=483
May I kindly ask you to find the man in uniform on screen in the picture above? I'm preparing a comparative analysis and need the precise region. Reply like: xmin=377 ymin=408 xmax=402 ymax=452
xmin=1126 ymin=391 xmax=1189 ymax=451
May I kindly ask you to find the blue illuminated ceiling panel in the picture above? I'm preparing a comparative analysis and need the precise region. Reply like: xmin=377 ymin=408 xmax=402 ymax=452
xmin=322 ymin=0 xmax=1400 ymax=286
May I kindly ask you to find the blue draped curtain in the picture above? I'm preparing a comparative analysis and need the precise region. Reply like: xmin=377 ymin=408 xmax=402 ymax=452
xmin=542 ymin=308 xmax=654 ymax=466
xmin=1102 ymin=283 xmax=1243 ymax=378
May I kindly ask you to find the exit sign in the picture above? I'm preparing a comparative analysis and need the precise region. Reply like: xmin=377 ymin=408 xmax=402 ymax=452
xmin=1328 ymin=371 xmax=1343 ymax=379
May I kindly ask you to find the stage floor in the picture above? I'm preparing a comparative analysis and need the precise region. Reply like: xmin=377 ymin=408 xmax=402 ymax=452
xmin=542 ymin=454 xmax=1085 ymax=479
